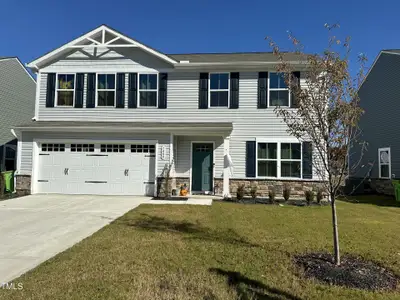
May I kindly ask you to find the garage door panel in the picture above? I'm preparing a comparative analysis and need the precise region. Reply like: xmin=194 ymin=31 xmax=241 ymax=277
xmin=37 ymin=142 xmax=156 ymax=195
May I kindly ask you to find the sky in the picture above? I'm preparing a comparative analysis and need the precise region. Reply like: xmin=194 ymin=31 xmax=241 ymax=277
xmin=0 ymin=0 xmax=398 ymax=74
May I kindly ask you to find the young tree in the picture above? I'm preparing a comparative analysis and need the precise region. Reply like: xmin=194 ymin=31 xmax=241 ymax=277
xmin=266 ymin=24 xmax=367 ymax=265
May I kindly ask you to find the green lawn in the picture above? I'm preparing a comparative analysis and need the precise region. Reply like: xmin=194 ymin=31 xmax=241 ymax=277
xmin=1 ymin=197 xmax=399 ymax=300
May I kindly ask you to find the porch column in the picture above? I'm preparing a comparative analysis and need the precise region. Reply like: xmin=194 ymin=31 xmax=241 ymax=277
xmin=223 ymin=136 xmax=231 ymax=197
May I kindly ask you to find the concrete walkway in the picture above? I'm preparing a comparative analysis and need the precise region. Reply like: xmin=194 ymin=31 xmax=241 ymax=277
xmin=0 ymin=194 xmax=149 ymax=283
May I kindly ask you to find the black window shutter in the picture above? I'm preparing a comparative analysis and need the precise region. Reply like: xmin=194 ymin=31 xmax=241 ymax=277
xmin=230 ymin=72 xmax=239 ymax=109
xmin=291 ymin=71 xmax=301 ymax=108
xmin=86 ymin=73 xmax=96 ymax=108
xmin=128 ymin=73 xmax=138 ymax=108
xmin=46 ymin=73 xmax=56 ymax=107
xmin=302 ymin=141 xmax=313 ymax=179
xmin=74 ymin=73 xmax=84 ymax=108
xmin=116 ymin=73 xmax=125 ymax=108
xmin=199 ymin=73 xmax=209 ymax=109
xmin=158 ymin=73 xmax=168 ymax=109
xmin=246 ymin=141 xmax=256 ymax=177
xmin=258 ymin=72 xmax=268 ymax=108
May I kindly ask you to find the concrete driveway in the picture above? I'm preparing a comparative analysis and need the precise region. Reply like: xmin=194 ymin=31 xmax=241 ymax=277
xmin=0 ymin=194 xmax=150 ymax=283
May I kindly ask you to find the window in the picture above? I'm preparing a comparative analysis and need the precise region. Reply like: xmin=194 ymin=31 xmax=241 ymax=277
xmin=97 ymin=74 xmax=116 ymax=106
xmin=281 ymin=143 xmax=301 ymax=178
xmin=100 ymin=144 xmax=125 ymax=153
xmin=269 ymin=73 xmax=289 ymax=107
xmin=139 ymin=74 xmax=158 ymax=107
xmin=56 ymin=74 xmax=75 ymax=106
xmin=257 ymin=142 xmax=302 ymax=178
xmin=131 ymin=144 xmax=155 ymax=153
xmin=71 ymin=144 xmax=95 ymax=152
xmin=257 ymin=143 xmax=277 ymax=177
xmin=41 ymin=144 xmax=65 ymax=152
xmin=209 ymin=73 xmax=229 ymax=107
xmin=378 ymin=147 xmax=391 ymax=179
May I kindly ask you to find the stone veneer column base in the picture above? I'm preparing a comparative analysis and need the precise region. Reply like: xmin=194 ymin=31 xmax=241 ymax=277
xmin=15 ymin=175 xmax=31 ymax=196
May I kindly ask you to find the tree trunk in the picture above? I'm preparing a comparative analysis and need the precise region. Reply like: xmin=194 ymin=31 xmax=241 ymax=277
xmin=331 ymin=196 xmax=340 ymax=265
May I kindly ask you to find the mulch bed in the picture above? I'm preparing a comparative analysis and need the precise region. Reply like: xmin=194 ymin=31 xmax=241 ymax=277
xmin=214 ymin=197 xmax=329 ymax=207
xmin=0 ymin=193 xmax=20 ymax=202
xmin=294 ymin=252 xmax=399 ymax=291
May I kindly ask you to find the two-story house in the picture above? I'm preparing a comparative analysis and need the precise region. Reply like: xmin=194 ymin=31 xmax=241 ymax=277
xmin=349 ymin=50 xmax=400 ymax=195
xmin=14 ymin=24 xmax=320 ymax=197
xmin=0 ymin=57 xmax=36 ymax=173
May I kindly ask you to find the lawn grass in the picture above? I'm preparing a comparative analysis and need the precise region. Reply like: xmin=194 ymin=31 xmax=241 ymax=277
xmin=1 ymin=197 xmax=399 ymax=300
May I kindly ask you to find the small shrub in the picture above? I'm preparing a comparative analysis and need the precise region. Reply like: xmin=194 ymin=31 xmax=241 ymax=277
xmin=268 ymin=187 xmax=276 ymax=203
xmin=236 ymin=184 xmax=245 ymax=201
xmin=283 ymin=184 xmax=291 ymax=202
xmin=316 ymin=188 xmax=324 ymax=204
xmin=304 ymin=190 xmax=315 ymax=205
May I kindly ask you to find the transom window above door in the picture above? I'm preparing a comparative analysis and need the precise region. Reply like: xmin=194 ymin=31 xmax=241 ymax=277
xmin=269 ymin=73 xmax=289 ymax=107
xmin=97 ymin=74 xmax=116 ymax=107
xmin=139 ymin=74 xmax=158 ymax=107
xmin=56 ymin=74 xmax=75 ymax=106
xmin=209 ymin=73 xmax=229 ymax=107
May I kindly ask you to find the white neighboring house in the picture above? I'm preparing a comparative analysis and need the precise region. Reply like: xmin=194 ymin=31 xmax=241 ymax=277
xmin=15 ymin=24 xmax=320 ymax=197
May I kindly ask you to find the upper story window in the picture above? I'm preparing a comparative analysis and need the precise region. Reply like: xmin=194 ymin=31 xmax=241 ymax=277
xmin=97 ymin=74 xmax=116 ymax=107
xmin=269 ymin=73 xmax=289 ymax=107
xmin=139 ymin=74 xmax=158 ymax=107
xmin=56 ymin=74 xmax=75 ymax=107
xmin=209 ymin=73 xmax=229 ymax=107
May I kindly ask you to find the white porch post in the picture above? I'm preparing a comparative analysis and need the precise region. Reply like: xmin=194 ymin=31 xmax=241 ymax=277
xmin=223 ymin=136 xmax=231 ymax=197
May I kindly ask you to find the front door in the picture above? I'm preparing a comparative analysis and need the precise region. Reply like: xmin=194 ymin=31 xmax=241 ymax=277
xmin=192 ymin=143 xmax=213 ymax=192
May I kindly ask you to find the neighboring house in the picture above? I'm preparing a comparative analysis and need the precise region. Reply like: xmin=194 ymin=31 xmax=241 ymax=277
xmin=0 ymin=57 xmax=36 ymax=173
xmin=349 ymin=50 xmax=400 ymax=195
xmin=14 ymin=24 xmax=321 ymax=197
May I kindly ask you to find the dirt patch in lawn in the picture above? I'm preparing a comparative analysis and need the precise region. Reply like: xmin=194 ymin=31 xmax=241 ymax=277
xmin=294 ymin=252 xmax=399 ymax=291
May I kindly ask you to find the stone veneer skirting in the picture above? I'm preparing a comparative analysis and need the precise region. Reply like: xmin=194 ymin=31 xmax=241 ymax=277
xmin=369 ymin=179 xmax=394 ymax=196
xmin=15 ymin=174 xmax=31 ymax=196
xmin=161 ymin=177 xmax=325 ymax=197
xmin=346 ymin=178 xmax=395 ymax=196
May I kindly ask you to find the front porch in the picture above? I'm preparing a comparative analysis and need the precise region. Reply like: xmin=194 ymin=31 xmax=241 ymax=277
xmin=165 ymin=131 xmax=232 ymax=197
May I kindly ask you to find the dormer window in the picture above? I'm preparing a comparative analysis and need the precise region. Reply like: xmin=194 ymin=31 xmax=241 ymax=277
xmin=56 ymin=74 xmax=75 ymax=107
xmin=269 ymin=72 xmax=289 ymax=107
xmin=139 ymin=74 xmax=158 ymax=107
xmin=209 ymin=73 xmax=229 ymax=107
xmin=97 ymin=74 xmax=116 ymax=107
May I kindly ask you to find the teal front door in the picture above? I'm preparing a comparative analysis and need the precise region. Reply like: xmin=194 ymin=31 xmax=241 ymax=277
xmin=192 ymin=143 xmax=213 ymax=192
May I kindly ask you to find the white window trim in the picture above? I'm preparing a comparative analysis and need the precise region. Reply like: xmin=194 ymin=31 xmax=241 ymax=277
xmin=209 ymin=72 xmax=230 ymax=108
xmin=268 ymin=72 xmax=291 ymax=108
xmin=256 ymin=140 xmax=303 ymax=179
xmin=378 ymin=147 xmax=391 ymax=179
xmin=96 ymin=73 xmax=117 ymax=107
xmin=55 ymin=73 xmax=76 ymax=107
xmin=137 ymin=73 xmax=159 ymax=108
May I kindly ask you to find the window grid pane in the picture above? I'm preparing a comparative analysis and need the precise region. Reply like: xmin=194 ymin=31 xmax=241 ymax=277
xmin=58 ymin=74 xmax=75 ymax=90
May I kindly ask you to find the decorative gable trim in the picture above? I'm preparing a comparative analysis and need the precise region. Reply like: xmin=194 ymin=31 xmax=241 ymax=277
xmin=27 ymin=25 xmax=177 ymax=70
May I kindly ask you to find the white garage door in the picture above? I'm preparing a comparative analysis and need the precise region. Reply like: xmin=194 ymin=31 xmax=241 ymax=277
xmin=36 ymin=142 xmax=156 ymax=195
